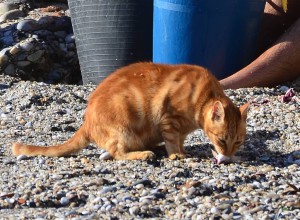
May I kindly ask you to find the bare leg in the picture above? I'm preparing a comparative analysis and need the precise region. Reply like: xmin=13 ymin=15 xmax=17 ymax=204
xmin=102 ymin=139 xmax=156 ymax=160
xmin=220 ymin=0 xmax=300 ymax=89
xmin=220 ymin=17 xmax=300 ymax=89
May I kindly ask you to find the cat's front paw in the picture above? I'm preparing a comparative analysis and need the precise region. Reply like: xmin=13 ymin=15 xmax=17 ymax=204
xmin=169 ymin=153 xmax=186 ymax=160
xmin=140 ymin=151 xmax=156 ymax=160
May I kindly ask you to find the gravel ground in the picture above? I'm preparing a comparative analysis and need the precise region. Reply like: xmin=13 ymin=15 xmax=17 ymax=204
xmin=0 ymin=75 xmax=299 ymax=219
xmin=0 ymin=1 xmax=300 ymax=219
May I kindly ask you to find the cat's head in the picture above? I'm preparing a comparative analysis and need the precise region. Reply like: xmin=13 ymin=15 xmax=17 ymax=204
xmin=203 ymin=101 xmax=249 ymax=164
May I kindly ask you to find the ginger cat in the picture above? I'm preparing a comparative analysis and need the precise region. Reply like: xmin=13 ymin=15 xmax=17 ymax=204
xmin=12 ymin=63 xmax=249 ymax=160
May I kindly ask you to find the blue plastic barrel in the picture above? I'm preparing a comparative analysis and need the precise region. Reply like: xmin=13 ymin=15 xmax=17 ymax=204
xmin=153 ymin=0 xmax=266 ymax=79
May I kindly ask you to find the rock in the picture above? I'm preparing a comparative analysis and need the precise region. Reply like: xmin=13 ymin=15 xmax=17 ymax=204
xmin=260 ymin=166 xmax=274 ymax=173
xmin=129 ymin=206 xmax=139 ymax=216
xmin=0 ymin=3 xmax=18 ymax=16
xmin=37 ymin=16 xmax=55 ymax=27
xmin=34 ymin=29 xmax=53 ymax=37
xmin=9 ymin=45 xmax=20 ymax=55
xmin=19 ymin=39 xmax=35 ymax=51
xmin=211 ymin=207 xmax=220 ymax=215
xmin=17 ymin=61 xmax=31 ymax=67
xmin=4 ymin=63 xmax=15 ymax=75
xmin=99 ymin=186 xmax=116 ymax=194
xmin=293 ymin=151 xmax=300 ymax=159
xmin=46 ymin=16 xmax=71 ymax=32
xmin=0 ymin=54 xmax=8 ymax=66
xmin=99 ymin=152 xmax=111 ymax=160
xmin=0 ymin=9 xmax=25 ymax=23
xmin=279 ymin=86 xmax=289 ymax=92
xmin=60 ymin=197 xmax=70 ymax=206
xmin=17 ymin=19 xmax=41 ymax=32
xmin=17 ymin=155 xmax=27 ymax=161
xmin=27 ymin=50 xmax=44 ymax=62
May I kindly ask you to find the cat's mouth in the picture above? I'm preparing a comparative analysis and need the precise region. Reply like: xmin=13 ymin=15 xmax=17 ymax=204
xmin=211 ymin=149 xmax=242 ymax=165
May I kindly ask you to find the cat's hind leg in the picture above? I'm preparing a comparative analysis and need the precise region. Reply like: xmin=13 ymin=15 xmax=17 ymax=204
xmin=99 ymin=138 xmax=156 ymax=160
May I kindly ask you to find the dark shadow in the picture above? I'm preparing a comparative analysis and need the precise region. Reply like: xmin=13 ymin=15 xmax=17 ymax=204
xmin=182 ymin=129 xmax=296 ymax=168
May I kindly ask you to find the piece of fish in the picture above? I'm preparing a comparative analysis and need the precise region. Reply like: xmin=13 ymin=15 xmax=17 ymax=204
xmin=211 ymin=149 xmax=244 ymax=164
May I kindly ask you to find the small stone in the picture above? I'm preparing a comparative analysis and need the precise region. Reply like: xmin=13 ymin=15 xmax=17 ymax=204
xmin=19 ymin=40 xmax=35 ymax=51
xmin=292 ymin=151 xmax=300 ymax=159
xmin=4 ymin=64 xmax=15 ymax=75
xmin=279 ymin=86 xmax=289 ymax=92
xmin=27 ymin=50 xmax=44 ymax=62
xmin=252 ymin=181 xmax=261 ymax=188
xmin=100 ymin=152 xmax=111 ymax=160
xmin=129 ymin=206 xmax=139 ymax=216
xmin=17 ymin=155 xmax=28 ymax=161
xmin=285 ymin=201 xmax=300 ymax=209
xmin=135 ymin=184 xmax=144 ymax=190
xmin=7 ymin=198 xmax=15 ymax=204
xmin=246 ymin=206 xmax=263 ymax=214
xmin=294 ymin=160 xmax=300 ymax=166
xmin=0 ymin=54 xmax=8 ymax=65
xmin=218 ymin=203 xmax=231 ymax=210
xmin=288 ymin=105 xmax=296 ymax=111
xmin=0 ymin=8 xmax=24 ymax=22
xmin=100 ymin=186 xmax=116 ymax=194
xmin=17 ymin=19 xmax=41 ymax=32
xmin=37 ymin=16 xmax=55 ymax=27
xmin=17 ymin=61 xmax=31 ymax=67
xmin=260 ymin=166 xmax=274 ymax=173
xmin=81 ymin=157 xmax=90 ymax=164
xmin=211 ymin=207 xmax=220 ymax=214
xmin=237 ymin=206 xmax=248 ymax=214
xmin=0 ymin=3 xmax=18 ymax=15
xmin=34 ymin=29 xmax=53 ymax=37
xmin=60 ymin=197 xmax=70 ymax=206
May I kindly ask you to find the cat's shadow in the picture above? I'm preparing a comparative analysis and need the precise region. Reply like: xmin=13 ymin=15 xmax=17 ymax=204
xmin=80 ymin=129 xmax=294 ymax=168
xmin=185 ymin=129 xmax=296 ymax=168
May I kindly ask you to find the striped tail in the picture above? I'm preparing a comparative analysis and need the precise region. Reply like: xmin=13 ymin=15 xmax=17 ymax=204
xmin=12 ymin=126 xmax=89 ymax=157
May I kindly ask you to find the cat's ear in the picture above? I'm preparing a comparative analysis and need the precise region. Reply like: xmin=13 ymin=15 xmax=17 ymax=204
xmin=239 ymin=102 xmax=250 ymax=121
xmin=211 ymin=101 xmax=225 ymax=122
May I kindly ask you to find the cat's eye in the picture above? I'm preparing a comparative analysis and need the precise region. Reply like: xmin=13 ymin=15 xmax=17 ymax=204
xmin=218 ymin=139 xmax=226 ymax=145
xmin=235 ymin=141 xmax=243 ymax=145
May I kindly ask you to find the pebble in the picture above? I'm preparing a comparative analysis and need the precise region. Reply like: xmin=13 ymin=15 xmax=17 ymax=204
xmin=27 ymin=50 xmax=44 ymax=62
xmin=0 ymin=3 xmax=19 ymax=15
xmin=0 ymin=9 xmax=25 ymax=23
xmin=99 ymin=186 xmax=116 ymax=194
xmin=16 ymin=155 xmax=27 ymax=161
xmin=60 ymin=197 xmax=70 ymax=206
xmin=99 ymin=152 xmax=112 ymax=160
xmin=17 ymin=19 xmax=41 ymax=32
xmin=211 ymin=207 xmax=220 ymax=214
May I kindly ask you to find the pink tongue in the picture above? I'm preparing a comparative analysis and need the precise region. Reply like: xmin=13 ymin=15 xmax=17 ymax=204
xmin=211 ymin=149 xmax=221 ymax=164
xmin=211 ymin=149 xmax=231 ymax=164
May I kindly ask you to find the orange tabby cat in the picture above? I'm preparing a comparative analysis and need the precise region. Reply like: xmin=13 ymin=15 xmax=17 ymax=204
xmin=12 ymin=62 xmax=249 ymax=160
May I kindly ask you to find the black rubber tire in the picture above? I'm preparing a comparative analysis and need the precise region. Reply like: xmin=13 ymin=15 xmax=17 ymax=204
xmin=68 ymin=0 xmax=153 ymax=84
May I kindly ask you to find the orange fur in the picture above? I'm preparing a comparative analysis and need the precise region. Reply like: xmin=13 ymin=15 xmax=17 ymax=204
xmin=12 ymin=63 xmax=248 ymax=160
